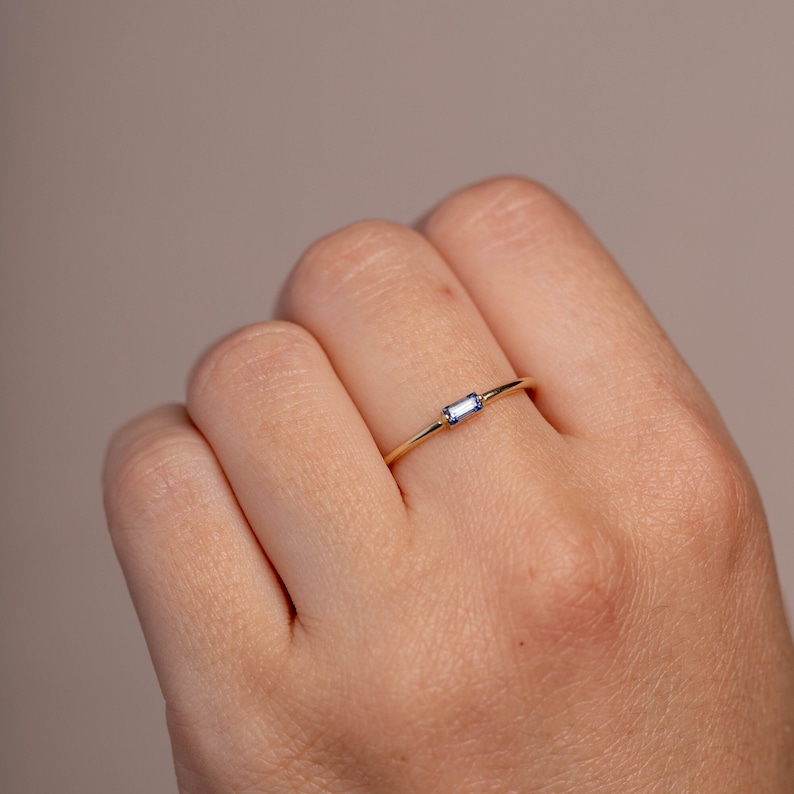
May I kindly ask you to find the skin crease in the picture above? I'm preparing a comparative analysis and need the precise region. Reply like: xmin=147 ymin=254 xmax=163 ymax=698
xmin=103 ymin=177 xmax=794 ymax=793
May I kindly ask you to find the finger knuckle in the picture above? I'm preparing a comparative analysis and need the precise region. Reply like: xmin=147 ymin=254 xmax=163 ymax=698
xmin=664 ymin=416 xmax=759 ymax=568
xmin=283 ymin=219 xmax=426 ymax=319
xmin=507 ymin=508 xmax=629 ymax=649
xmin=188 ymin=321 xmax=319 ymax=408
xmin=626 ymin=403 xmax=761 ymax=579
xmin=427 ymin=175 xmax=576 ymax=251
xmin=105 ymin=423 xmax=211 ymax=529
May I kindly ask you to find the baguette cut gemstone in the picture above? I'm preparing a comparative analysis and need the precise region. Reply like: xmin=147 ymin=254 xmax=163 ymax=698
xmin=443 ymin=393 xmax=483 ymax=425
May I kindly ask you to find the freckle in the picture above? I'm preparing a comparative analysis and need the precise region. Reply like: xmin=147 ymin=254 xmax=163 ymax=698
xmin=518 ymin=641 xmax=525 ymax=647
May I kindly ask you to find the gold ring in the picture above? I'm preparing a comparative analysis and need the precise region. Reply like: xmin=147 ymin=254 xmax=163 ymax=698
xmin=383 ymin=377 xmax=537 ymax=466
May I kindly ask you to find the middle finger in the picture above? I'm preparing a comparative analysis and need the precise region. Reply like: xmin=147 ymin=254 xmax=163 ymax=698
xmin=279 ymin=220 xmax=560 ymax=500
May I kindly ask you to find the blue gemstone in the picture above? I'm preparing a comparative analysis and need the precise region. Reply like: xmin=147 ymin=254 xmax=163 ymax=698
xmin=443 ymin=393 xmax=483 ymax=425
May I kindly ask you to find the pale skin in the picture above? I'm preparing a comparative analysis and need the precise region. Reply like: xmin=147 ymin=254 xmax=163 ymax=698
xmin=103 ymin=177 xmax=794 ymax=792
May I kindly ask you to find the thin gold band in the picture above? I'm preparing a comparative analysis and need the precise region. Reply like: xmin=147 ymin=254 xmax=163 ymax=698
xmin=383 ymin=377 xmax=537 ymax=467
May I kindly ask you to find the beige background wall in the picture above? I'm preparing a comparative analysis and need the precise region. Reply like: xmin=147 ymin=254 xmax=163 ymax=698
xmin=2 ymin=3 xmax=793 ymax=791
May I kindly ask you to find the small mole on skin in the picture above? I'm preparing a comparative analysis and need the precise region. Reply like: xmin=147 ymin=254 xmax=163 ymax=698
xmin=518 ymin=641 xmax=525 ymax=647
xmin=439 ymin=285 xmax=455 ymax=301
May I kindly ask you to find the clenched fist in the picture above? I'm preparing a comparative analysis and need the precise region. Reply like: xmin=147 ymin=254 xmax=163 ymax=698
xmin=104 ymin=178 xmax=794 ymax=792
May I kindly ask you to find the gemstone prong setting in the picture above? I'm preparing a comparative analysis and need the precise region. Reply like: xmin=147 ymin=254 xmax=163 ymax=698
xmin=442 ymin=392 xmax=484 ymax=426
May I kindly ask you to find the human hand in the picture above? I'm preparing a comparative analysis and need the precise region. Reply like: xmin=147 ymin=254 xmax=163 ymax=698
xmin=104 ymin=177 xmax=794 ymax=792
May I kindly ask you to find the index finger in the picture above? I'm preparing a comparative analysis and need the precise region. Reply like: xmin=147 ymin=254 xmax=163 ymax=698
xmin=422 ymin=177 xmax=719 ymax=441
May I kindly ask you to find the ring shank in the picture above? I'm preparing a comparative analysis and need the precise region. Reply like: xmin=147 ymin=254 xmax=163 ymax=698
xmin=383 ymin=377 xmax=537 ymax=467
